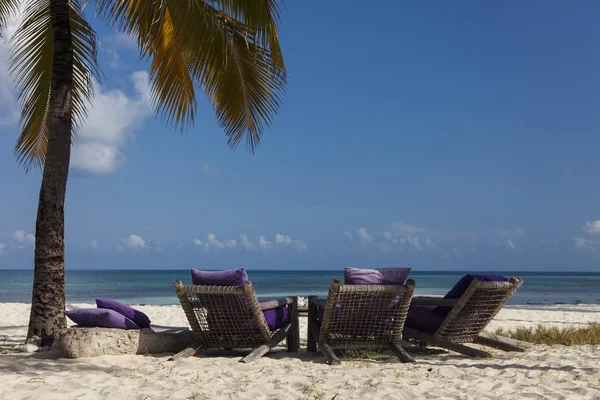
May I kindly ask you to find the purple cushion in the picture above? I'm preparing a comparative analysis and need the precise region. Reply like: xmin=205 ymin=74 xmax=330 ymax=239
xmin=191 ymin=268 xmax=248 ymax=287
xmin=263 ymin=305 xmax=288 ymax=331
xmin=344 ymin=267 xmax=411 ymax=285
xmin=96 ymin=298 xmax=151 ymax=328
xmin=405 ymin=305 xmax=445 ymax=333
xmin=65 ymin=308 xmax=139 ymax=330
xmin=443 ymin=274 xmax=508 ymax=300
xmin=433 ymin=274 xmax=508 ymax=316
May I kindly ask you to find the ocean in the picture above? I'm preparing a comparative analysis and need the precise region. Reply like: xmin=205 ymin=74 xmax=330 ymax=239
xmin=0 ymin=269 xmax=598 ymax=306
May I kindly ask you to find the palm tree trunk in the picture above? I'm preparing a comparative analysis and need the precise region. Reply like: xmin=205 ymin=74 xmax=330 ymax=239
xmin=27 ymin=0 xmax=73 ymax=345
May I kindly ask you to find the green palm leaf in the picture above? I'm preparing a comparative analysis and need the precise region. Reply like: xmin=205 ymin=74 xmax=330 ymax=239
xmin=9 ymin=0 xmax=100 ymax=170
xmin=98 ymin=0 xmax=286 ymax=150
xmin=96 ymin=0 xmax=197 ymax=130
xmin=203 ymin=0 xmax=284 ymax=69
xmin=0 ymin=0 xmax=19 ymax=38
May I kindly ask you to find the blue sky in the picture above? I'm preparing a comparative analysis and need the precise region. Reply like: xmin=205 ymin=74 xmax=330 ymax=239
xmin=1 ymin=1 xmax=600 ymax=271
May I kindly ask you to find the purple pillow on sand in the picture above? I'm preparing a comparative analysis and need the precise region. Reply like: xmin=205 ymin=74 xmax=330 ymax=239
xmin=65 ymin=308 xmax=139 ymax=330
xmin=191 ymin=268 xmax=248 ymax=287
xmin=344 ymin=267 xmax=412 ymax=285
xmin=96 ymin=298 xmax=151 ymax=328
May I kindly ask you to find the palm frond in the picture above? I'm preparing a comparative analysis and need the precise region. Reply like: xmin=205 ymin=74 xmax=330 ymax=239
xmin=98 ymin=0 xmax=286 ymax=150
xmin=9 ymin=0 xmax=100 ymax=170
xmin=174 ymin=1 xmax=286 ymax=150
xmin=71 ymin=0 xmax=101 ymax=132
xmin=96 ymin=0 xmax=196 ymax=130
xmin=205 ymin=0 xmax=284 ymax=69
xmin=0 ymin=0 xmax=19 ymax=38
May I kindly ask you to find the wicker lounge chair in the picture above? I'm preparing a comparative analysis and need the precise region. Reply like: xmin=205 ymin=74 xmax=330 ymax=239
xmin=403 ymin=276 xmax=524 ymax=358
xmin=174 ymin=280 xmax=300 ymax=363
xmin=307 ymin=278 xmax=416 ymax=365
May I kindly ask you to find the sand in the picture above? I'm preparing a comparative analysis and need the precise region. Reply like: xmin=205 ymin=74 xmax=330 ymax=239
xmin=1 ymin=302 xmax=599 ymax=399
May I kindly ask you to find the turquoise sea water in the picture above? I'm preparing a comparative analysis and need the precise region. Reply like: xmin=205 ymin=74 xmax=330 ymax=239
xmin=0 ymin=270 xmax=598 ymax=305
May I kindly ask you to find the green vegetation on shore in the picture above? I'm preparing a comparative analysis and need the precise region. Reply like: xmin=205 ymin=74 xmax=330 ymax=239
xmin=496 ymin=323 xmax=600 ymax=346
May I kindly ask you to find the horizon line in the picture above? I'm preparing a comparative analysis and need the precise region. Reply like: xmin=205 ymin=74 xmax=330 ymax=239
xmin=0 ymin=268 xmax=599 ymax=273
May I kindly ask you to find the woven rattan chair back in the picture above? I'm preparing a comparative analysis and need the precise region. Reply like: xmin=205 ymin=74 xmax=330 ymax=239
xmin=435 ymin=277 xmax=523 ymax=343
xmin=318 ymin=279 xmax=415 ymax=349
xmin=174 ymin=280 xmax=272 ymax=349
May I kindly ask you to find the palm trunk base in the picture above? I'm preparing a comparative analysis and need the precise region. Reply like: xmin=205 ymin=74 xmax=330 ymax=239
xmin=27 ymin=264 xmax=67 ymax=345
xmin=26 ymin=0 xmax=73 ymax=345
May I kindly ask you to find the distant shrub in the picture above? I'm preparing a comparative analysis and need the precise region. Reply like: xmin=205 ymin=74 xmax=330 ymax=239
xmin=496 ymin=323 xmax=600 ymax=346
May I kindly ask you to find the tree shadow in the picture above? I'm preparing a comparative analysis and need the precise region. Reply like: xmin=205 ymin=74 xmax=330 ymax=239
xmin=0 ymin=351 xmax=137 ymax=378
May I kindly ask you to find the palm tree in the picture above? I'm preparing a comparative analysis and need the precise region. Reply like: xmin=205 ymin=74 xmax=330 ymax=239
xmin=0 ymin=0 xmax=286 ymax=344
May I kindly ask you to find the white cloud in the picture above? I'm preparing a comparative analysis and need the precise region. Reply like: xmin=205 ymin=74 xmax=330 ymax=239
xmin=193 ymin=233 xmax=237 ymax=252
xmin=110 ymin=32 xmax=138 ymax=50
xmin=71 ymin=143 xmax=125 ymax=174
xmin=275 ymin=233 xmax=292 ymax=245
xmin=90 ymin=240 xmax=98 ymax=249
xmin=70 ymin=71 xmax=152 ymax=174
xmin=1 ymin=20 xmax=151 ymax=172
xmin=573 ymin=236 xmax=596 ymax=252
xmin=108 ymin=49 xmax=121 ymax=68
xmin=194 ymin=232 xmax=237 ymax=253
xmin=294 ymin=240 xmax=307 ymax=252
xmin=11 ymin=230 xmax=35 ymax=245
xmin=356 ymin=228 xmax=374 ymax=244
xmin=258 ymin=235 xmax=272 ymax=250
xmin=406 ymin=235 xmax=423 ymax=251
xmin=345 ymin=225 xmax=437 ymax=253
xmin=0 ymin=243 xmax=5 ymax=255
xmin=0 ymin=15 xmax=21 ymax=125
xmin=572 ymin=221 xmax=600 ymax=252
xmin=274 ymin=233 xmax=306 ymax=252
xmin=573 ymin=236 xmax=587 ymax=249
xmin=240 ymin=234 xmax=258 ymax=251
xmin=506 ymin=238 xmax=517 ymax=250
xmin=123 ymin=234 xmax=146 ymax=250
xmin=583 ymin=220 xmax=600 ymax=236
xmin=98 ymin=32 xmax=137 ymax=69
xmin=203 ymin=163 xmax=222 ymax=178
xmin=193 ymin=233 xmax=305 ymax=253
xmin=206 ymin=233 xmax=224 ymax=250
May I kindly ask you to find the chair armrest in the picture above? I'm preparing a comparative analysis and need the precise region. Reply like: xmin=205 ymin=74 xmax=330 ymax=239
xmin=308 ymin=297 xmax=327 ymax=307
xmin=259 ymin=297 xmax=296 ymax=311
xmin=411 ymin=296 xmax=458 ymax=307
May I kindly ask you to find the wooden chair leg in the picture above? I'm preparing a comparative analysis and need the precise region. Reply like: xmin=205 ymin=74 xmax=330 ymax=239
xmin=241 ymin=344 xmax=271 ymax=363
xmin=431 ymin=338 xmax=492 ymax=358
xmin=168 ymin=346 xmax=200 ymax=361
xmin=240 ymin=324 xmax=292 ymax=363
xmin=404 ymin=328 xmax=491 ymax=358
xmin=475 ymin=332 xmax=528 ymax=352
xmin=390 ymin=341 xmax=416 ymax=363
xmin=319 ymin=341 xmax=340 ymax=365
xmin=287 ymin=297 xmax=300 ymax=352
xmin=307 ymin=296 xmax=318 ymax=353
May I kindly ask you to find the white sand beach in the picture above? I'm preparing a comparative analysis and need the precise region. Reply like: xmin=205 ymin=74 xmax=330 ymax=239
xmin=1 ymin=302 xmax=599 ymax=399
